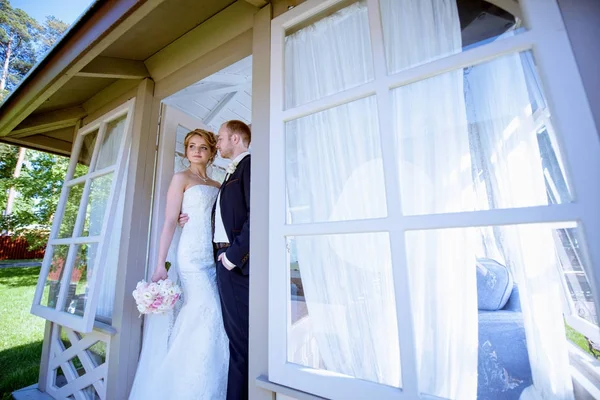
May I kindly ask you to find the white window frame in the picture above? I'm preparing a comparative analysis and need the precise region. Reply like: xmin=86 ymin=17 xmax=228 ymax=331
xmin=268 ymin=0 xmax=600 ymax=398
xmin=555 ymin=227 xmax=600 ymax=344
xmin=31 ymin=99 xmax=135 ymax=333
xmin=531 ymin=106 xmax=600 ymax=344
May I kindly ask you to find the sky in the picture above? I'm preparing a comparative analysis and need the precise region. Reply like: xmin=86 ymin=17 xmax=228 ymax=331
xmin=11 ymin=0 xmax=95 ymax=25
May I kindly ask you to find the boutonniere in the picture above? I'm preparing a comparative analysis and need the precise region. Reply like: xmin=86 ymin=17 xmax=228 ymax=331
xmin=226 ymin=161 xmax=238 ymax=175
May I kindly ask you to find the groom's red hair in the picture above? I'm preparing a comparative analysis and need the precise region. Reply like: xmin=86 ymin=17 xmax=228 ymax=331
xmin=224 ymin=120 xmax=251 ymax=147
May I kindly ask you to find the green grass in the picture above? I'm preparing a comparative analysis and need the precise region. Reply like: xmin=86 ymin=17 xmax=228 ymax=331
xmin=0 ymin=267 xmax=45 ymax=399
xmin=565 ymin=322 xmax=597 ymax=358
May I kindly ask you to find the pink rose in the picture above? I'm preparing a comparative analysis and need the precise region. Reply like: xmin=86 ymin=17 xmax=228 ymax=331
xmin=151 ymin=297 xmax=163 ymax=308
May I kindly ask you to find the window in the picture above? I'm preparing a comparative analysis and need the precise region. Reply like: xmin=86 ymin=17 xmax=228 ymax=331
xmin=269 ymin=0 xmax=600 ymax=399
xmin=32 ymin=100 xmax=135 ymax=333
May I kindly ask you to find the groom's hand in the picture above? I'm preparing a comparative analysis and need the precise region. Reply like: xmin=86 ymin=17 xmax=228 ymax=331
xmin=218 ymin=253 xmax=235 ymax=271
xmin=178 ymin=213 xmax=189 ymax=227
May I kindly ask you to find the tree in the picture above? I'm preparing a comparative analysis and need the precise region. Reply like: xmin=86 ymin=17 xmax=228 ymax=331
xmin=0 ymin=150 xmax=80 ymax=249
xmin=38 ymin=15 xmax=69 ymax=57
xmin=3 ymin=145 xmax=24 ymax=214
xmin=0 ymin=2 xmax=71 ymax=249
xmin=0 ymin=0 xmax=41 ymax=100
xmin=0 ymin=143 xmax=18 ymax=209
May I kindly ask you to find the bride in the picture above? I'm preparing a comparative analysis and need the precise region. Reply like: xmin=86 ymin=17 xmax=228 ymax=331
xmin=129 ymin=129 xmax=229 ymax=399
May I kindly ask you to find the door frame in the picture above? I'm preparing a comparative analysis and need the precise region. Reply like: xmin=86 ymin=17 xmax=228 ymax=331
xmin=147 ymin=105 xmax=210 ymax=272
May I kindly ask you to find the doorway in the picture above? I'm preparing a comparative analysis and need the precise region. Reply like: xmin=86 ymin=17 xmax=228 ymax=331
xmin=148 ymin=55 xmax=252 ymax=276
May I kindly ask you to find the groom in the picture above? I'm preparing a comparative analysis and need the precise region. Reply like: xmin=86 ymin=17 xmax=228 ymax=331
xmin=211 ymin=120 xmax=251 ymax=400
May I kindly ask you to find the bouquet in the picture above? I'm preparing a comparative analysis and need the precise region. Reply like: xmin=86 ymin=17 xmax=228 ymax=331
xmin=132 ymin=262 xmax=182 ymax=315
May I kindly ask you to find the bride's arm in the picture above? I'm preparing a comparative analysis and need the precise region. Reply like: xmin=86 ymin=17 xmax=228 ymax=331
xmin=151 ymin=174 xmax=186 ymax=282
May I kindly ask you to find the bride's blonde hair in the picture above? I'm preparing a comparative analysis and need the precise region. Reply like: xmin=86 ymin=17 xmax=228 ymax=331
xmin=184 ymin=129 xmax=217 ymax=165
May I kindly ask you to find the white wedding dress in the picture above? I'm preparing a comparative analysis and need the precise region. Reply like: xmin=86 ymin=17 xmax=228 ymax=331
xmin=129 ymin=184 xmax=229 ymax=400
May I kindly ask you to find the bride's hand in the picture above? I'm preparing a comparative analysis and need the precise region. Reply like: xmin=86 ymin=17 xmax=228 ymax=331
xmin=151 ymin=266 xmax=168 ymax=282
xmin=178 ymin=213 xmax=189 ymax=227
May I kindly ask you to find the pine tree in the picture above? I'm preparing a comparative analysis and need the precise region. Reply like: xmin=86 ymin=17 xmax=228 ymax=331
xmin=0 ymin=0 xmax=42 ymax=100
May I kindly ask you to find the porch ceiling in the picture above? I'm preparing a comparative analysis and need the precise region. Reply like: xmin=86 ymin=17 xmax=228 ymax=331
xmin=165 ymin=55 xmax=253 ymax=133
xmin=35 ymin=77 xmax=118 ymax=114
xmin=100 ymin=0 xmax=237 ymax=61
xmin=0 ymin=0 xmax=257 ymax=156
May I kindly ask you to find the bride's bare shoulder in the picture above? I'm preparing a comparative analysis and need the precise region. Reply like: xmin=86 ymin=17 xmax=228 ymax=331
xmin=170 ymin=171 xmax=190 ymax=187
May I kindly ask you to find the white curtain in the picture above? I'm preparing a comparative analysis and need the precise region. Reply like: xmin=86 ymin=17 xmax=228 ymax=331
xmin=93 ymin=117 xmax=128 ymax=320
xmin=285 ymin=0 xmax=399 ymax=387
xmin=95 ymin=161 xmax=127 ymax=320
xmin=284 ymin=1 xmax=373 ymax=109
xmin=382 ymin=0 xmax=478 ymax=397
xmin=465 ymin=47 xmax=574 ymax=399
xmin=286 ymin=1 xmax=572 ymax=398
xmin=285 ymin=0 xmax=477 ymax=395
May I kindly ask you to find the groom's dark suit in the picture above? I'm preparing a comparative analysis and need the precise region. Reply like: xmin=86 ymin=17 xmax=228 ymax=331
xmin=213 ymin=154 xmax=250 ymax=400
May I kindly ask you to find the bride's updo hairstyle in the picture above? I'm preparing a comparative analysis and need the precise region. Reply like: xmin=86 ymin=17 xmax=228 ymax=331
xmin=184 ymin=129 xmax=218 ymax=165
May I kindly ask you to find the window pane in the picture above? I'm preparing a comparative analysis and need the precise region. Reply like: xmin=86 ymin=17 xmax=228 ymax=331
xmin=287 ymin=233 xmax=401 ymax=388
xmin=285 ymin=0 xmax=374 ymax=109
xmin=82 ymin=173 xmax=113 ymax=237
xmin=95 ymin=116 xmax=126 ymax=170
xmin=86 ymin=340 xmax=106 ymax=367
xmin=64 ymin=243 xmax=98 ymax=316
xmin=95 ymin=168 xmax=128 ymax=321
xmin=555 ymin=227 xmax=597 ymax=326
xmin=380 ymin=0 xmax=524 ymax=75
xmin=57 ymin=183 xmax=85 ymax=239
xmin=81 ymin=385 xmax=99 ymax=399
xmin=42 ymin=245 xmax=71 ymax=308
xmin=286 ymin=96 xmax=386 ymax=224
xmin=392 ymin=51 xmax=571 ymax=215
xmin=405 ymin=221 xmax=593 ymax=398
xmin=73 ymin=130 xmax=98 ymax=179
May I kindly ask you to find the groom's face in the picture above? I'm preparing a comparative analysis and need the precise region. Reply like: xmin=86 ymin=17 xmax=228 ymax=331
xmin=217 ymin=127 xmax=234 ymax=159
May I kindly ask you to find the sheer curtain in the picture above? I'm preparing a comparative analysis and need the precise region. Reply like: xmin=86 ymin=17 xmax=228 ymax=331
xmin=284 ymin=1 xmax=373 ymax=109
xmin=94 ymin=117 xmax=127 ymax=320
xmin=465 ymin=47 xmax=574 ymax=398
xmin=285 ymin=0 xmax=400 ymax=387
xmin=382 ymin=0 xmax=478 ymax=397
xmin=285 ymin=0 xmax=476 ymax=395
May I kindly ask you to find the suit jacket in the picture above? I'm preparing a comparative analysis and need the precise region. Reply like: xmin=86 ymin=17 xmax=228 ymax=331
xmin=213 ymin=154 xmax=251 ymax=275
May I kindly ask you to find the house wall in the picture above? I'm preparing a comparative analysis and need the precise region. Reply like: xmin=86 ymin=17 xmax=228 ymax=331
xmin=248 ymin=5 xmax=273 ymax=400
xmin=82 ymin=80 xmax=143 ymax=126
xmin=105 ymin=78 xmax=156 ymax=399
xmin=22 ymin=0 xmax=599 ymax=398
xmin=557 ymin=0 xmax=600 ymax=138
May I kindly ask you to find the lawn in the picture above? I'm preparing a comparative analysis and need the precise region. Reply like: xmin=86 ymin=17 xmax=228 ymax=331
xmin=0 ymin=267 xmax=45 ymax=400
xmin=566 ymin=322 xmax=598 ymax=359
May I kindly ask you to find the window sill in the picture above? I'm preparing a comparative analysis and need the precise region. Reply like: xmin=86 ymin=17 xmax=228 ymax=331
xmin=569 ymin=343 xmax=600 ymax=399
xmin=93 ymin=320 xmax=117 ymax=336
xmin=255 ymin=375 xmax=327 ymax=400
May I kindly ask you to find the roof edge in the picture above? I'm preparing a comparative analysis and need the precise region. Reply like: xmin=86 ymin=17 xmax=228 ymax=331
xmin=0 ymin=0 xmax=165 ymax=137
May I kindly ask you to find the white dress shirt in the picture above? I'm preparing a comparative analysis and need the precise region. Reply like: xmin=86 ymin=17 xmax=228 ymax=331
xmin=214 ymin=152 xmax=250 ymax=269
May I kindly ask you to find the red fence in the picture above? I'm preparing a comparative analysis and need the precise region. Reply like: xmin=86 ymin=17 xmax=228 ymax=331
xmin=0 ymin=235 xmax=45 ymax=260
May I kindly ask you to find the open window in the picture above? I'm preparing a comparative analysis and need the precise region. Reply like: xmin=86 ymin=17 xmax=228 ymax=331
xmin=31 ymin=100 xmax=135 ymax=333
xmin=268 ymin=0 xmax=600 ymax=399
